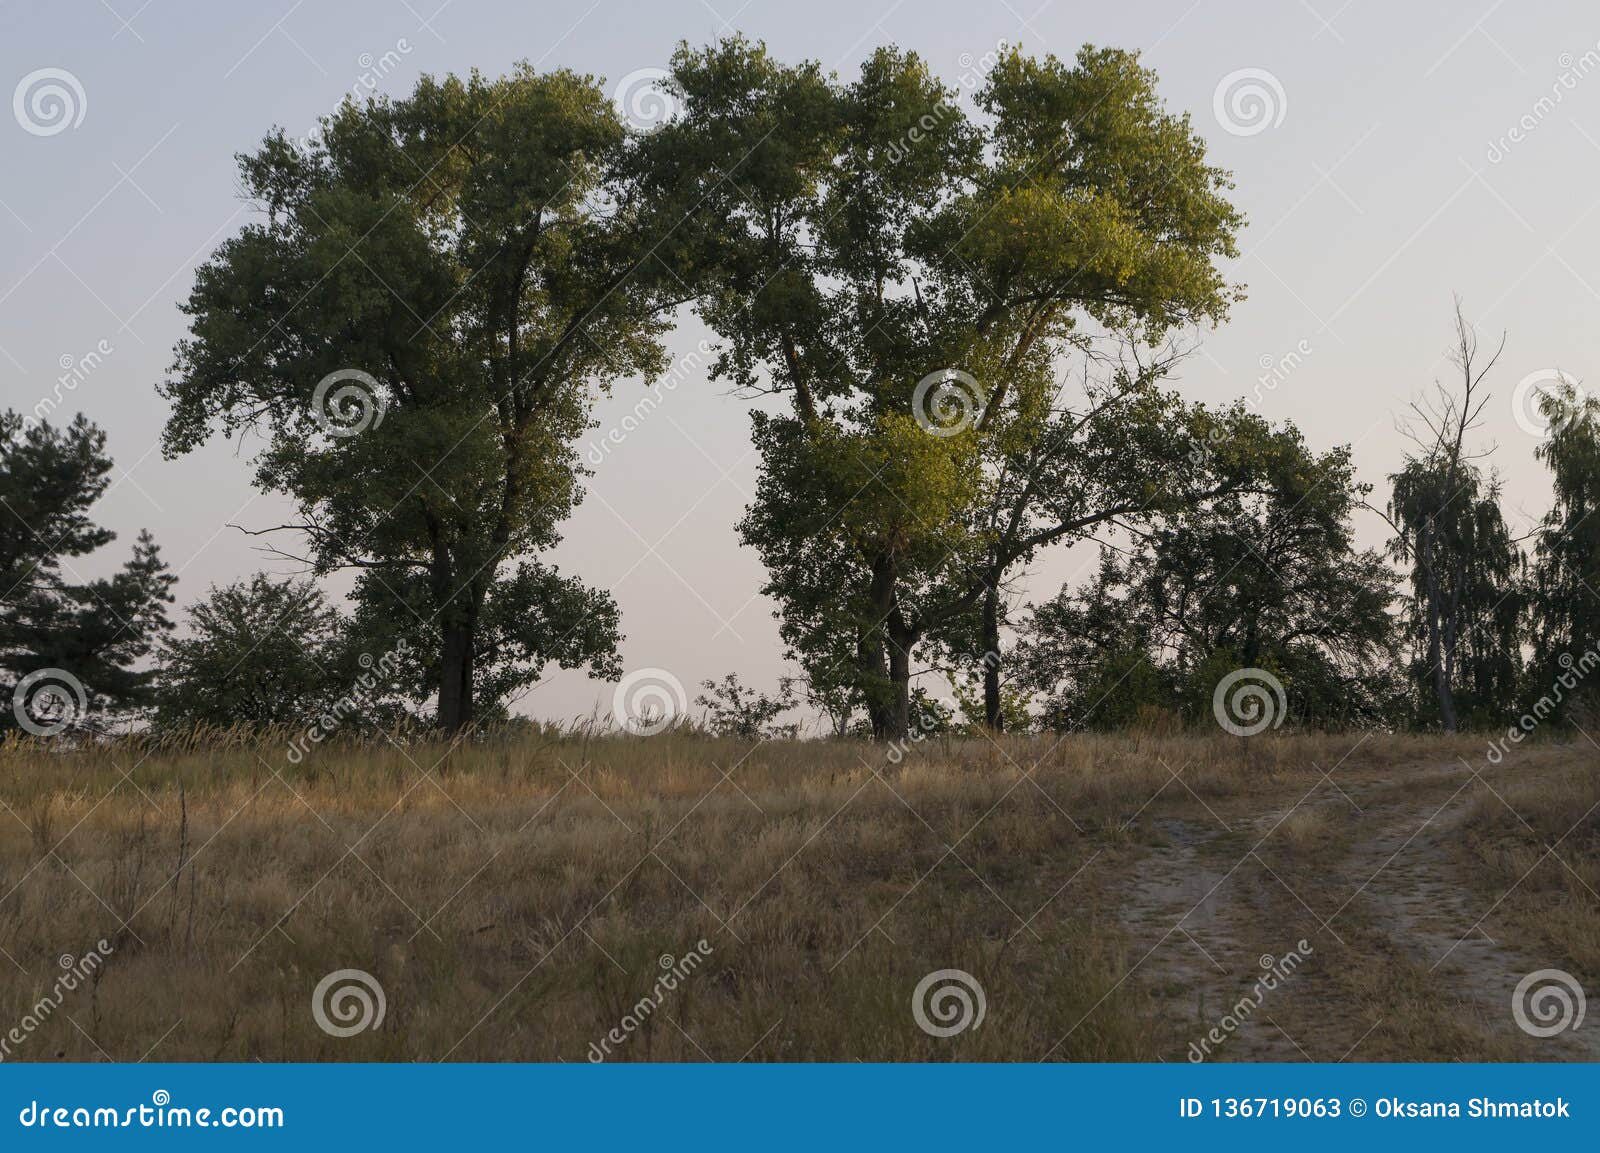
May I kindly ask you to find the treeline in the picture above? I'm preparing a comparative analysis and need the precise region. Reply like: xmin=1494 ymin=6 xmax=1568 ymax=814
xmin=3 ymin=39 xmax=1597 ymax=743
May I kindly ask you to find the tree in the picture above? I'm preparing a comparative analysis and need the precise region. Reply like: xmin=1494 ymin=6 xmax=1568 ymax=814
xmin=1384 ymin=302 xmax=1524 ymax=730
xmin=154 ymin=574 xmax=380 ymax=730
xmin=160 ymin=65 xmax=677 ymax=731
xmin=935 ymin=345 xmax=1291 ymax=732
xmin=1018 ymin=429 xmax=1400 ymax=730
xmin=635 ymin=39 xmax=1243 ymax=738
xmin=1 ymin=411 xmax=173 ymax=734
xmin=1528 ymin=379 xmax=1600 ymax=717
xmin=695 ymin=673 xmax=798 ymax=739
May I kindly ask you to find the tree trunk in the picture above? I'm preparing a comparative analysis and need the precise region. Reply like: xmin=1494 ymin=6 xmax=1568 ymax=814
xmin=885 ymin=623 xmax=913 ymax=741
xmin=982 ymin=581 xmax=1003 ymax=732
xmin=861 ymin=552 xmax=915 ymax=741
xmin=857 ymin=619 xmax=892 ymax=740
xmin=437 ymin=618 xmax=475 ymax=733
xmin=1420 ymin=527 xmax=1457 ymax=732
xmin=1435 ymin=610 xmax=1458 ymax=732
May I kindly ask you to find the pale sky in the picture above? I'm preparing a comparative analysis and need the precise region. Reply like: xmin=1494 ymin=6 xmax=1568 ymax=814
xmin=3 ymin=0 xmax=1597 ymax=725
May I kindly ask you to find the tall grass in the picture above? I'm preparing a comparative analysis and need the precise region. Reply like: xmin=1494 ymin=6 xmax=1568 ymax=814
xmin=0 ymin=727 xmax=1559 ymax=1061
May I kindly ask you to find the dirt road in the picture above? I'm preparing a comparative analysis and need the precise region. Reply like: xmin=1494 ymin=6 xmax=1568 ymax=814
xmin=1117 ymin=759 xmax=1598 ymax=1061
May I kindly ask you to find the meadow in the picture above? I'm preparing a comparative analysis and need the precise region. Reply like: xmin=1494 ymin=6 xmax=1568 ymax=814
xmin=1 ymin=729 xmax=1594 ymax=1062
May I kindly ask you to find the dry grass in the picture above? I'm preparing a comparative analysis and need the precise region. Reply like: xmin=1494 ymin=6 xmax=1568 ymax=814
xmin=1460 ymin=758 xmax=1600 ymax=981
xmin=0 ymin=728 xmax=1589 ymax=1062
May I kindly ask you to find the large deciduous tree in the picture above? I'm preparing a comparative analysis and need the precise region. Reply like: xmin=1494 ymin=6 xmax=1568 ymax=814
xmin=635 ymin=39 xmax=1243 ymax=738
xmin=161 ymin=66 xmax=678 ymax=731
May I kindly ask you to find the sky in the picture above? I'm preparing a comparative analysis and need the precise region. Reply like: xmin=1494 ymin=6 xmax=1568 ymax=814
xmin=3 ymin=0 xmax=1598 ymax=726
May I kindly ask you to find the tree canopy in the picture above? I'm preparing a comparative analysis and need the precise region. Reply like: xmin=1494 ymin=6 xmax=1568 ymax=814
xmin=160 ymin=65 xmax=680 ymax=730
xmin=632 ymin=38 xmax=1244 ymax=737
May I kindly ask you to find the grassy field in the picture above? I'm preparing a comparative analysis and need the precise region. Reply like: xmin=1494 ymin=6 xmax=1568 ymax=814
xmin=0 ymin=728 xmax=1595 ymax=1062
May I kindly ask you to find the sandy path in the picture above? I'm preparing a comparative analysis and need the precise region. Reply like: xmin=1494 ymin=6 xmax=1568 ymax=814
xmin=1116 ymin=817 xmax=1313 ymax=1061
xmin=1335 ymin=770 xmax=1600 ymax=1060
xmin=1119 ymin=763 xmax=1599 ymax=1061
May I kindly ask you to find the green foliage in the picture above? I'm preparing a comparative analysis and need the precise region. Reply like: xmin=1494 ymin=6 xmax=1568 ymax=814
xmin=1387 ymin=459 xmax=1524 ymax=728
xmin=950 ymin=662 xmax=1033 ymax=733
xmin=160 ymin=65 xmax=670 ymax=728
xmin=153 ymin=573 xmax=406 ymax=731
xmin=1384 ymin=304 xmax=1526 ymax=731
xmin=638 ymin=37 xmax=1244 ymax=737
xmin=695 ymin=673 xmax=799 ymax=739
xmin=1 ymin=411 xmax=174 ymax=733
xmin=1528 ymin=381 xmax=1600 ymax=718
xmin=1018 ymin=430 xmax=1400 ymax=731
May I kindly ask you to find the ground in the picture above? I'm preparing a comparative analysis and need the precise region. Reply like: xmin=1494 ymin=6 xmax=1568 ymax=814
xmin=0 ymin=730 xmax=1595 ymax=1061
